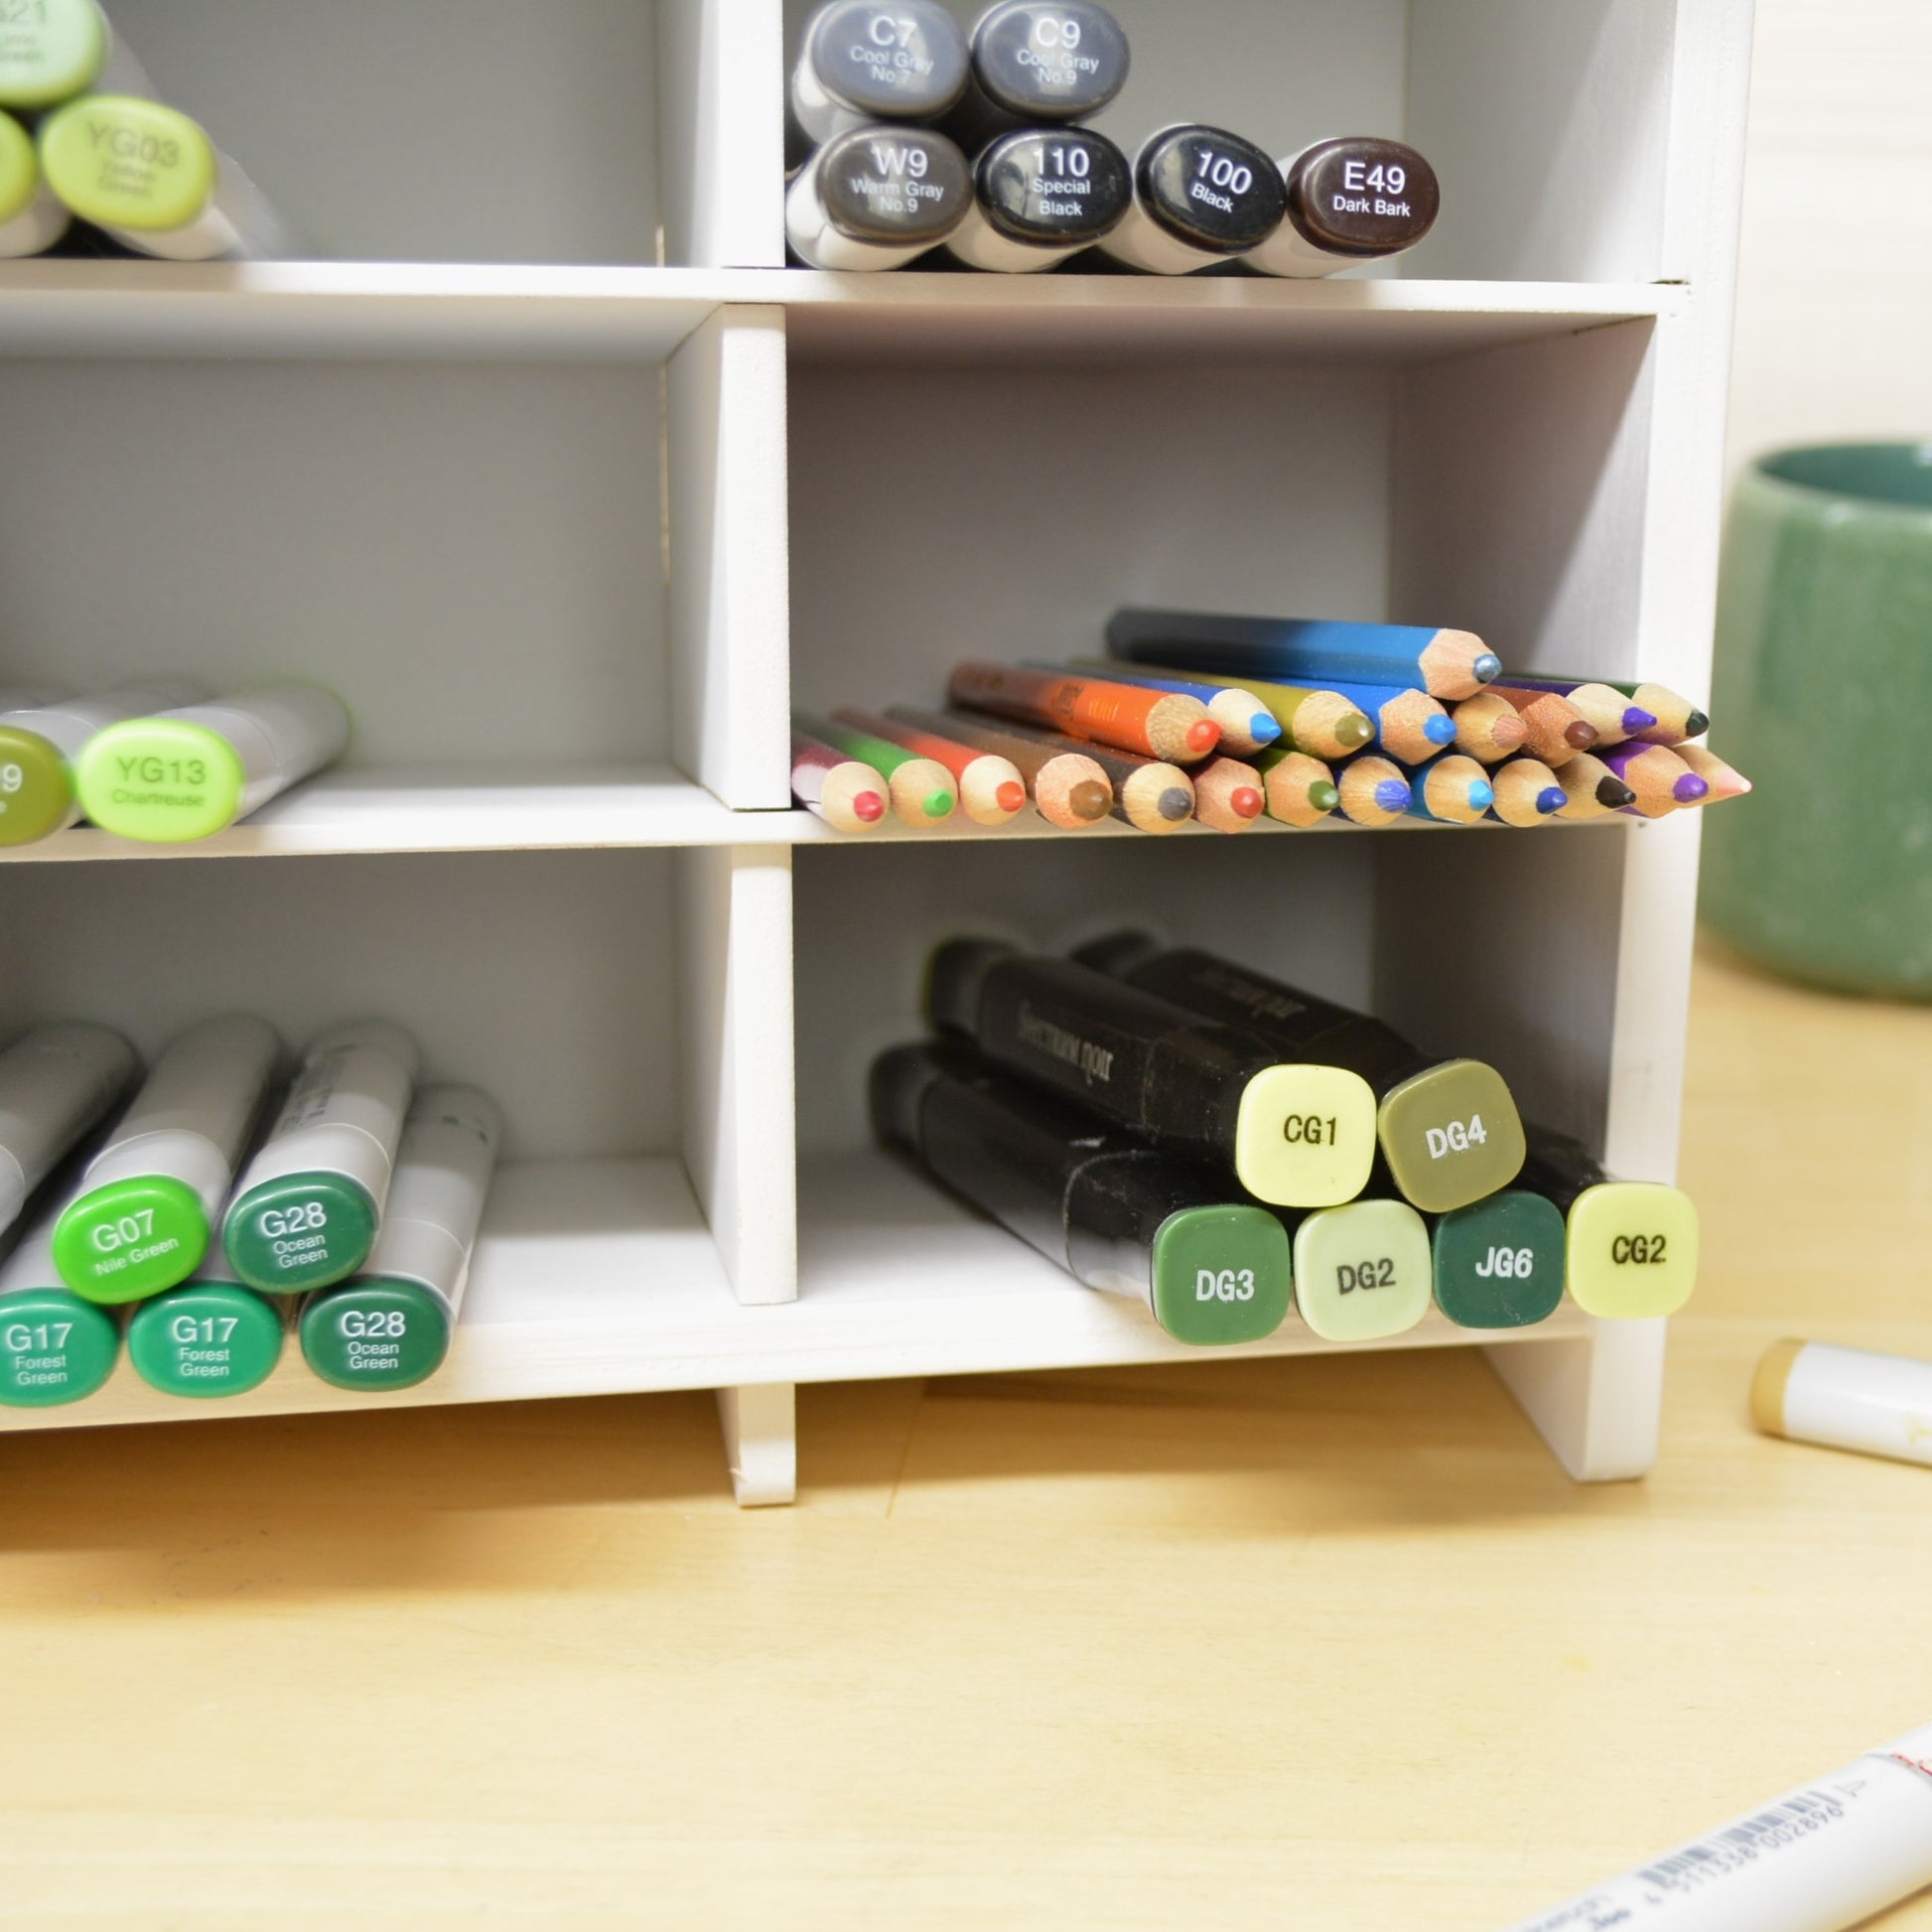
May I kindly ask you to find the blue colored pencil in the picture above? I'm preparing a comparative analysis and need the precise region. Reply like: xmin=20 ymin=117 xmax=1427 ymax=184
xmin=1332 ymin=754 xmax=1412 ymax=827
xmin=1053 ymin=659 xmax=1282 ymax=757
xmin=1403 ymin=753 xmax=1494 ymax=825
xmin=1280 ymin=674 xmax=1455 ymax=765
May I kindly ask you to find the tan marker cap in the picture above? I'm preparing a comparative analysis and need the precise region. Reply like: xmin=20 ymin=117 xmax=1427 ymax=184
xmin=1751 ymin=1337 xmax=1807 ymax=1438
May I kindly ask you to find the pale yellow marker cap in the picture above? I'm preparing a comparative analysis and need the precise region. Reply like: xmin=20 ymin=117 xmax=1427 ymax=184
xmin=1751 ymin=1337 xmax=1806 ymax=1438
xmin=1565 ymin=1181 xmax=1700 ymax=1318
xmin=0 ymin=109 xmax=38 ymax=224
xmin=39 ymin=95 xmax=216 ymax=232
xmin=1233 ymin=1064 xmax=1378 ymax=1208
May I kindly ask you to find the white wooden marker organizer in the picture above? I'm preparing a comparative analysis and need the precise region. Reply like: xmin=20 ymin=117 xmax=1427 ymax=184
xmin=0 ymin=0 xmax=1754 ymax=1504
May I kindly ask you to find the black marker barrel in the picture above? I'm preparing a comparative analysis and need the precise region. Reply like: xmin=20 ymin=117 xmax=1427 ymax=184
xmin=1247 ymin=137 xmax=1441 ymax=278
xmin=786 ymin=124 xmax=973 ymax=269
xmin=953 ymin=1 xmax=1130 ymax=139
xmin=1097 ymin=123 xmax=1287 ymax=275
xmin=924 ymin=938 xmax=1377 ymax=1208
xmin=872 ymin=1041 xmax=1291 ymax=1345
xmin=944 ymin=125 xmax=1132 ymax=271
xmin=1071 ymin=933 xmax=1525 ymax=1215
xmin=789 ymin=0 xmax=971 ymax=148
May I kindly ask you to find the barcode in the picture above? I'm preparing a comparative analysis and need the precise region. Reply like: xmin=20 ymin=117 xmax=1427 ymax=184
xmin=1639 ymin=1792 xmax=1840 ymax=1885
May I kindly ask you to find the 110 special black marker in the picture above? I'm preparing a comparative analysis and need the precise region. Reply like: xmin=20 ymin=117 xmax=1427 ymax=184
xmin=944 ymin=125 xmax=1132 ymax=271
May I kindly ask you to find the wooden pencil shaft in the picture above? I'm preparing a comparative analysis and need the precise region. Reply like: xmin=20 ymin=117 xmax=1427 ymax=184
xmin=899 ymin=706 xmax=1113 ymax=830
xmin=945 ymin=709 xmax=1186 ymax=833
xmin=1487 ymin=758 xmax=1563 ymax=827
xmin=1671 ymin=742 xmax=1749 ymax=802
xmin=1553 ymin=754 xmax=1635 ymax=820
xmin=1451 ymin=691 xmax=1529 ymax=763
xmin=1493 ymin=679 xmax=1652 ymax=743
xmin=946 ymin=660 xmax=1217 ymax=763
xmin=1190 ymin=757 xmax=1264 ymax=834
xmin=1058 ymin=659 xmax=1277 ymax=756
xmin=1485 ymin=685 xmax=1597 ymax=763
xmin=1101 ymin=658 xmax=1372 ymax=761
xmin=1252 ymin=748 xmax=1338 ymax=828
xmin=833 ymin=706 xmax=1024 ymax=827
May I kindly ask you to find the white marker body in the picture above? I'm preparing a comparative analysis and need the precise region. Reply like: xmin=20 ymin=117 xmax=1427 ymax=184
xmin=1503 ymin=1725 xmax=1932 ymax=1932
xmin=0 ymin=1022 xmax=137 ymax=1234
xmin=0 ymin=1196 xmax=63 ymax=1296
xmin=173 ymin=686 xmax=350 ymax=819
xmin=2 ymin=678 xmax=209 ymax=834
xmin=96 ymin=148 xmax=292 ymax=263
xmin=943 ymin=200 xmax=1080 ymax=272
xmin=0 ymin=177 xmax=69 ymax=257
xmin=78 ymin=1016 xmax=279 ymax=1226
xmin=1775 ymin=1341 xmax=1932 ymax=1466
xmin=785 ymin=163 xmax=958 ymax=270
xmin=361 ymin=1085 xmax=503 ymax=1319
xmin=230 ymin=1021 xmax=421 ymax=1214
xmin=1245 ymin=212 xmax=1363 ymax=278
xmin=1094 ymin=194 xmax=1222 ymax=275
xmin=791 ymin=54 xmax=886 ymax=148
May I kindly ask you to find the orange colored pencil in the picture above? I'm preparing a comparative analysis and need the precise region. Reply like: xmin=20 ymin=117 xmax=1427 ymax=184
xmin=946 ymin=660 xmax=1221 ymax=764
xmin=834 ymin=706 xmax=1027 ymax=827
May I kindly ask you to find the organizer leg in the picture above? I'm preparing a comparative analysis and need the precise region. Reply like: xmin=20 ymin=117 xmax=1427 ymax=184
xmin=715 ymin=1382 xmax=796 ymax=1507
xmin=1483 ymin=1317 xmax=1667 ymax=1481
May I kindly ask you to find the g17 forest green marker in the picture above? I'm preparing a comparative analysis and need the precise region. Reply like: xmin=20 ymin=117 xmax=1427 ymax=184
xmin=1072 ymin=933 xmax=1525 ymax=1215
xmin=299 ymin=1086 xmax=503 ymax=1393
xmin=871 ymin=1040 xmax=1293 ymax=1347
xmin=0 ymin=107 xmax=69 ymax=257
xmin=53 ymin=1015 xmax=280 ymax=1305
xmin=0 ymin=1196 xmax=120 ymax=1407
xmin=1291 ymin=1197 xmax=1433 ymax=1343
xmin=127 ymin=1245 xmax=285 ymax=1399
xmin=924 ymin=938 xmax=1377 ymax=1208
xmin=1430 ymin=1188 xmax=1567 ymax=1329
xmin=74 ymin=684 xmax=349 ymax=843
xmin=0 ymin=1019 xmax=137 ymax=1238
xmin=224 ymin=1020 xmax=421 ymax=1294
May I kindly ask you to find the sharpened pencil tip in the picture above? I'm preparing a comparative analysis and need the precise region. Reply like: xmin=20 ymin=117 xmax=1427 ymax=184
xmin=1232 ymin=787 xmax=1263 ymax=820
xmin=1070 ymin=780 xmax=1110 ymax=821
xmin=996 ymin=780 xmax=1026 ymax=813
xmin=1565 ymin=720 xmax=1600 ymax=749
xmin=1425 ymin=715 xmax=1455 ymax=745
xmin=1622 ymin=706 xmax=1658 ymax=732
xmin=1469 ymin=780 xmax=1495 ymax=809
xmin=1536 ymin=786 xmax=1566 ymax=816
xmin=1472 ymin=652 xmax=1501 ymax=684
xmin=1675 ymin=773 xmax=1710 ymax=802
xmin=1310 ymin=781 xmax=1339 ymax=812
xmin=1250 ymin=712 xmax=1282 ymax=745
xmin=1158 ymin=787 xmax=1192 ymax=822
xmin=1596 ymin=777 xmax=1637 ymax=808
xmin=922 ymin=790 xmax=952 ymax=819
xmin=1185 ymin=721 xmax=1220 ymax=756
xmin=1375 ymin=780 xmax=1411 ymax=811
xmin=854 ymin=792 xmax=886 ymax=823
xmin=1336 ymin=715 xmax=1373 ymax=750
xmin=1685 ymin=709 xmax=1711 ymax=738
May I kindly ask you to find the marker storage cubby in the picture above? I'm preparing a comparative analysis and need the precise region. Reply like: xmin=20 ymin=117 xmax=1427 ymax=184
xmin=0 ymin=0 xmax=1753 ymax=1502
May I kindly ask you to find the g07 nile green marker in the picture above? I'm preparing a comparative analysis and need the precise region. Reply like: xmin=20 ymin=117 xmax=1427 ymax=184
xmin=75 ymin=684 xmax=349 ymax=844
xmin=224 ymin=1020 xmax=421 ymax=1294
xmin=0 ymin=1194 xmax=120 ymax=1407
xmin=299 ymin=1086 xmax=503 ymax=1393
xmin=0 ymin=107 xmax=69 ymax=255
xmin=0 ymin=1021 xmax=137 ymax=1238
xmin=53 ymin=1015 xmax=281 ymax=1305
xmin=127 ymin=1242 xmax=285 ymax=1399
xmin=0 ymin=677 xmax=207 ymax=847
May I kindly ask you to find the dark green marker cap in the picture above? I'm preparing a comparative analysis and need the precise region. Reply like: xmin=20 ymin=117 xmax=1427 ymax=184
xmin=1431 ymin=1189 xmax=1566 ymax=1328
xmin=299 ymin=1279 xmax=450 ymax=1392
xmin=1149 ymin=1204 xmax=1293 ymax=1346
xmin=223 ymin=1173 xmax=378 ymax=1294
xmin=0 ymin=1292 xmax=118 ymax=1407
xmin=0 ymin=726 xmax=78 ymax=846
xmin=54 ymin=1174 xmax=207 ymax=1304
xmin=128 ymin=1281 xmax=283 ymax=1398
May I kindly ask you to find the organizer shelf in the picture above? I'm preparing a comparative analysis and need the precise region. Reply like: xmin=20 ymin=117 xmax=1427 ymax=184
xmin=0 ymin=0 xmax=1753 ymax=1504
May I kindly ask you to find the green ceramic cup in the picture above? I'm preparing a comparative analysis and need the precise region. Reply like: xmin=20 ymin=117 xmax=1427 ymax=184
xmin=1702 ymin=443 xmax=1932 ymax=995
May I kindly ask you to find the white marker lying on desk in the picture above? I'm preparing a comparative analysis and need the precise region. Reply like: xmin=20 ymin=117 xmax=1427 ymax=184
xmin=1753 ymin=1338 xmax=1932 ymax=1468
xmin=1502 ymin=1723 xmax=1932 ymax=1932
xmin=0 ymin=1021 xmax=137 ymax=1237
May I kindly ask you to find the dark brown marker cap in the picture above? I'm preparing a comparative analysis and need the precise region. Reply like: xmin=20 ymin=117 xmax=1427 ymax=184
xmin=1285 ymin=137 xmax=1440 ymax=258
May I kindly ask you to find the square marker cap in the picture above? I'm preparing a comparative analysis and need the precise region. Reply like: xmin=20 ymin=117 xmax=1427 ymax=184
xmin=1292 ymin=1198 xmax=1432 ymax=1342
xmin=1563 ymin=1182 xmax=1699 ymax=1318
xmin=1430 ymin=1189 xmax=1566 ymax=1328
xmin=1376 ymin=1059 xmax=1526 ymax=1214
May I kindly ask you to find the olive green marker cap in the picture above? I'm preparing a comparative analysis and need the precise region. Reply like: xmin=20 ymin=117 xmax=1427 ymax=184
xmin=0 ymin=108 xmax=41 ymax=223
xmin=73 ymin=717 xmax=245 ymax=844
xmin=0 ymin=0 xmax=106 ymax=112
xmin=224 ymin=1173 xmax=378 ymax=1295
xmin=39 ymin=95 xmax=217 ymax=232
xmin=128 ymin=1282 xmax=283 ymax=1398
xmin=1565 ymin=1182 xmax=1699 ymax=1318
xmin=0 ymin=1292 xmax=118 ymax=1407
xmin=53 ymin=1175 xmax=207 ymax=1304
xmin=1377 ymin=1059 xmax=1526 ymax=1214
xmin=1432 ymin=1189 xmax=1566 ymax=1329
xmin=300 ymin=1280 xmax=450 ymax=1392
xmin=1149 ymin=1204 xmax=1293 ymax=1347
xmin=0 ymin=725 xmax=77 ymax=846
xmin=1292 ymin=1198 xmax=1433 ymax=1343
xmin=1233 ymin=1065 xmax=1378 ymax=1208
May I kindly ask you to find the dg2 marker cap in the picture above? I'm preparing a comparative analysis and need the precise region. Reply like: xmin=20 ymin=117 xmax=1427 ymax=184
xmin=789 ymin=0 xmax=971 ymax=147
xmin=924 ymin=938 xmax=1377 ymax=1208
xmin=0 ymin=1021 xmax=137 ymax=1238
xmin=299 ymin=1086 xmax=503 ymax=1393
xmin=0 ymin=1194 xmax=120 ymax=1407
xmin=75 ymin=684 xmax=349 ymax=844
xmin=127 ymin=1244 xmax=285 ymax=1400
xmin=53 ymin=1015 xmax=281 ymax=1305
xmin=1430 ymin=1188 xmax=1566 ymax=1329
xmin=1291 ymin=1197 xmax=1432 ymax=1343
xmin=1247 ymin=137 xmax=1440 ymax=279
xmin=224 ymin=1020 xmax=422 ymax=1294
xmin=0 ymin=107 xmax=69 ymax=257
xmin=872 ymin=1041 xmax=1292 ymax=1345
xmin=1072 ymin=935 xmax=1526 ymax=1214
xmin=1097 ymin=123 xmax=1287 ymax=275
xmin=786 ymin=124 xmax=973 ymax=270
xmin=943 ymin=126 xmax=1132 ymax=272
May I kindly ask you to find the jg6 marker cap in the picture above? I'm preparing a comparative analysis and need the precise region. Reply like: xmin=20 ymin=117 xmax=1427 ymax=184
xmin=872 ymin=1040 xmax=1293 ymax=1346
xmin=1246 ymin=137 xmax=1441 ymax=279
xmin=789 ymin=0 xmax=971 ymax=147
xmin=224 ymin=1020 xmax=422 ymax=1294
xmin=53 ymin=1014 xmax=281 ymax=1305
xmin=0 ymin=1020 xmax=137 ymax=1238
xmin=300 ymin=1085 xmax=503 ymax=1392
xmin=1096 ymin=123 xmax=1287 ymax=275
xmin=128 ymin=1241 xmax=286 ymax=1400
xmin=0 ymin=1191 xmax=121 ymax=1407
xmin=943 ymin=125 xmax=1132 ymax=272
xmin=786 ymin=124 xmax=973 ymax=270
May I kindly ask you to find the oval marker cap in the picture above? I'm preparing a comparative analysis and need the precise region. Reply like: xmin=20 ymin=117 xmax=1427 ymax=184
xmin=0 ymin=1292 xmax=117 ymax=1407
xmin=1377 ymin=1059 xmax=1525 ymax=1214
xmin=0 ymin=0 xmax=106 ymax=111
xmin=0 ymin=108 xmax=39 ymax=223
xmin=971 ymin=0 xmax=1130 ymax=120
xmin=39 ymin=95 xmax=217 ymax=232
xmin=54 ymin=1174 xmax=208 ymax=1304
xmin=224 ymin=1173 xmax=379 ymax=1295
xmin=1293 ymin=1199 xmax=1433 ymax=1342
xmin=1284 ymin=137 xmax=1440 ymax=257
xmin=1232 ymin=1064 xmax=1377 ymax=1208
xmin=1564 ymin=1181 xmax=1699 ymax=1317
xmin=815 ymin=124 xmax=973 ymax=246
xmin=976 ymin=125 xmax=1132 ymax=246
xmin=1138 ymin=124 xmax=1287 ymax=254
xmin=0 ymin=725 xmax=78 ymax=846
xmin=1432 ymin=1189 xmax=1566 ymax=1329
xmin=73 ymin=716 xmax=245 ymax=843
xmin=1149 ymin=1204 xmax=1293 ymax=1346
xmin=128 ymin=1281 xmax=283 ymax=1398
xmin=803 ymin=0 xmax=970 ymax=122
xmin=300 ymin=1279 xmax=450 ymax=1392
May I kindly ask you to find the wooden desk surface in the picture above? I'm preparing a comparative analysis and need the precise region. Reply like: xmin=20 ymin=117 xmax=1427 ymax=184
xmin=4 ymin=943 xmax=1930 ymax=1929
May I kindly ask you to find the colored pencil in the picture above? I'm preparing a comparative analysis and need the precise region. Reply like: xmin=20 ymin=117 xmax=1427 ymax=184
xmin=1106 ymin=608 xmax=1501 ymax=701
xmin=1493 ymin=677 xmax=1656 ymax=745
xmin=1522 ymin=676 xmax=1709 ymax=745
xmin=949 ymin=711 xmax=1193 ymax=834
xmin=1189 ymin=757 xmax=1265 ymax=834
xmin=1293 ymin=675 xmax=1457 ymax=765
xmin=1450 ymin=690 xmax=1529 ymax=764
xmin=1333 ymin=755 xmax=1412 ymax=827
xmin=1552 ymin=753 xmax=1638 ymax=821
xmin=1252 ymin=747 xmax=1339 ymax=828
xmin=895 ymin=706 xmax=1111 ymax=832
xmin=790 ymin=729 xmax=888 ymax=834
xmin=1486 ymin=757 xmax=1566 ymax=827
xmin=1098 ymin=658 xmax=1370 ymax=761
xmin=1603 ymin=743 xmax=1708 ymax=817
xmin=946 ymin=660 xmax=1219 ymax=763
xmin=1671 ymin=742 xmax=1750 ymax=804
xmin=1485 ymin=685 xmax=1598 ymax=764
xmin=1061 ymin=659 xmax=1281 ymax=757
xmin=834 ymin=706 xmax=1025 ymax=828
xmin=1404 ymin=753 xmax=1494 ymax=824
xmin=800 ymin=711 xmax=956 ymax=828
